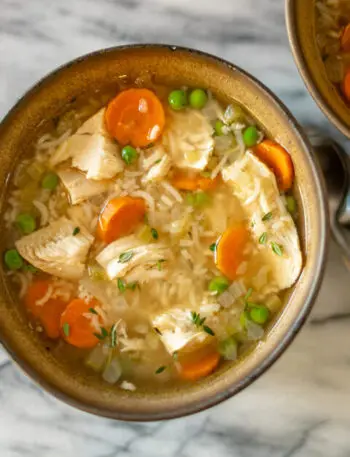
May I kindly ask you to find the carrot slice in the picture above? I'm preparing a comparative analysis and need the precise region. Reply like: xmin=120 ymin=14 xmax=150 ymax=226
xmin=171 ymin=171 xmax=219 ymax=191
xmin=60 ymin=298 xmax=99 ymax=348
xmin=105 ymin=88 xmax=165 ymax=148
xmin=24 ymin=280 xmax=68 ymax=339
xmin=25 ymin=280 xmax=51 ymax=316
xmin=97 ymin=196 xmax=146 ymax=243
xmin=179 ymin=350 xmax=220 ymax=381
xmin=341 ymin=24 xmax=350 ymax=52
xmin=216 ymin=225 xmax=249 ymax=280
xmin=342 ymin=68 xmax=350 ymax=103
xmin=253 ymin=140 xmax=294 ymax=191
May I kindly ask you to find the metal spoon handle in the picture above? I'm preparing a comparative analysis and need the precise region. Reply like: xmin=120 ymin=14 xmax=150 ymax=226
xmin=305 ymin=127 xmax=350 ymax=261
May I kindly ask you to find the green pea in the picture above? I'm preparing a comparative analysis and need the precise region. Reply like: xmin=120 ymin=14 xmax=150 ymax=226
xmin=23 ymin=264 xmax=38 ymax=273
xmin=243 ymin=126 xmax=259 ymax=147
xmin=208 ymin=276 xmax=230 ymax=294
xmin=168 ymin=90 xmax=188 ymax=110
xmin=4 ymin=249 xmax=24 ymax=270
xmin=189 ymin=89 xmax=208 ymax=109
xmin=194 ymin=191 xmax=210 ymax=207
xmin=215 ymin=120 xmax=225 ymax=136
xmin=186 ymin=191 xmax=210 ymax=208
xmin=286 ymin=196 xmax=297 ymax=215
xmin=249 ymin=306 xmax=270 ymax=325
xmin=185 ymin=193 xmax=195 ymax=206
xmin=121 ymin=145 xmax=138 ymax=165
xmin=16 ymin=213 xmax=36 ymax=234
xmin=41 ymin=172 xmax=59 ymax=190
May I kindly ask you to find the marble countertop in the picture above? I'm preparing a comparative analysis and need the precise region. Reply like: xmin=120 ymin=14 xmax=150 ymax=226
xmin=1 ymin=0 xmax=350 ymax=456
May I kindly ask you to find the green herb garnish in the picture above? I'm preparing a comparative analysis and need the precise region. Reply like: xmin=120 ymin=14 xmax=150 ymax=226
xmin=154 ymin=159 xmax=162 ymax=164
xmin=209 ymin=243 xmax=216 ymax=252
xmin=271 ymin=242 xmax=283 ymax=256
xmin=151 ymin=228 xmax=159 ymax=240
xmin=89 ymin=308 xmax=98 ymax=315
xmin=172 ymin=351 xmax=178 ymax=361
xmin=155 ymin=366 xmax=167 ymax=374
xmin=203 ymin=325 xmax=215 ymax=336
xmin=94 ymin=327 xmax=108 ymax=340
xmin=262 ymin=212 xmax=272 ymax=222
xmin=127 ymin=281 xmax=137 ymax=291
xmin=72 ymin=227 xmax=80 ymax=236
xmin=259 ymin=232 xmax=267 ymax=245
xmin=191 ymin=311 xmax=212 ymax=334
xmin=191 ymin=311 xmax=201 ymax=326
xmin=156 ymin=259 xmax=166 ymax=271
xmin=62 ymin=323 xmax=70 ymax=337
xmin=118 ymin=278 xmax=126 ymax=292
xmin=118 ymin=251 xmax=134 ymax=263
xmin=110 ymin=323 xmax=118 ymax=348
xmin=244 ymin=287 xmax=253 ymax=301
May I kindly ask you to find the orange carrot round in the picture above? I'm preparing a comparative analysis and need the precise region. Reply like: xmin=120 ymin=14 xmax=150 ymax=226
xmin=97 ymin=196 xmax=146 ymax=243
xmin=105 ymin=88 xmax=165 ymax=147
xmin=216 ymin=225 xmax=249 ymax=280
xmin=60 ymin=298 xmax=99 ymax=348
xmin=25 ymin=280 xmax=51 ymax=316
xmin=342 ymin=68 xmax=350 ymax=103
xmin=171 ymin=171 xmax=219 ymax=191
xmin=253 ymin=140 xmax=294 ymax=191
xmin=341 ymin=24 xmax=350 ymax=52
xmin=179 ymin=350 xmax=220 ymax=381
xmin=25 ymin=280 xmax=68 ymax=339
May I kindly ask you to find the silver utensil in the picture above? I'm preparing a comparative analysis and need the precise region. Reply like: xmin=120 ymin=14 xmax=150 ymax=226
xmin=307 ymin=129 xmax=350 ymax=260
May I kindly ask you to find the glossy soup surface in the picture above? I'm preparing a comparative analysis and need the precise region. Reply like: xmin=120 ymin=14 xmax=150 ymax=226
xmin=4 ymin=82 xmax=302 ymax=390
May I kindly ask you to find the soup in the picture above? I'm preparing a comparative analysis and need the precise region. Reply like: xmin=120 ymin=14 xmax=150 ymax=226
xmin=316 ymin=0 xmax=350 ymax=102
xmin=3 ymin=83 xmax=302 ymax=390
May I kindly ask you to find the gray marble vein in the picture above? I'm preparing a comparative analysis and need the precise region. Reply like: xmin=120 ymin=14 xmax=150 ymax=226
xmin=1 ymin=0 xmax=350 ymax=456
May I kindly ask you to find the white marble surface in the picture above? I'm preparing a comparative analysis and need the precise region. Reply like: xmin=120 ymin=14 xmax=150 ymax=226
xmin=1 ymin=0 xmax=350 ymax=456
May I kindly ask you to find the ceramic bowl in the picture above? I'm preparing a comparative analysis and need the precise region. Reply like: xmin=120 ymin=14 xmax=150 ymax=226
xmin=286 ymin=0 xmax=350 ymax=138
xmin=0 ymin=45 xmax=328 ymax=420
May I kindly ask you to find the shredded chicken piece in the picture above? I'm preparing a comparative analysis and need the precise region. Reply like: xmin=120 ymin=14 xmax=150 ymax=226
xmin=16 ymin=217 xmax=93 ymax=280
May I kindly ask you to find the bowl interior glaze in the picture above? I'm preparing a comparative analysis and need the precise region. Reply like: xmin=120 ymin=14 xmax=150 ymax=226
xmin=0 ymin=45 xmax=328 ymax=420
xmin=286 ymin=0 xmax=350 ymax=138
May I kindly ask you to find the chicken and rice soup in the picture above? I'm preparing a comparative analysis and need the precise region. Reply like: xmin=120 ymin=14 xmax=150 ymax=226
xmin=3 ymin=83 xmax=302 ymax=389
xmin=316 ymin=0 xmax=350 ymax=102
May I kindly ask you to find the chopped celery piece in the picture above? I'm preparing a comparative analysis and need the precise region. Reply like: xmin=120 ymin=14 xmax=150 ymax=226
xmin=218 ymin=337 xmax=238 ymax=361
xmin=137 ymin=224 xmax=154 ymax=243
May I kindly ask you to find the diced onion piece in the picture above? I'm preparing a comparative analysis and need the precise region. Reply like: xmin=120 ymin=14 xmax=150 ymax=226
xmin=85 ymin=345 xmax=107 ymax=372
xmin=214 ymin=135 xmax=234 ymax=153
xmin=265 ymin=294 xmax=282 ymax=313
xmin=246 ymin=319 xmax=264 ymax=341
xmin=217 ymin=290 xmax=234 ymax=308
xmin=102 ymin=357 xmax=122 ymax=384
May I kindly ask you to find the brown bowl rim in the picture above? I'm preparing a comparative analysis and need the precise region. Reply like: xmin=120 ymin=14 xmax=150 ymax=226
xmin=0 ymin=44 xmax=328 ymax=421
xmin=285 ymin=0 xmax=350 ymax=139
